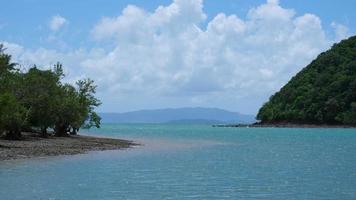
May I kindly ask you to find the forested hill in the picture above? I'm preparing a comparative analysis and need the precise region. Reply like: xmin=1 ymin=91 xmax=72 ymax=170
xmin=257 ymin=36 xmax=356 ymax=126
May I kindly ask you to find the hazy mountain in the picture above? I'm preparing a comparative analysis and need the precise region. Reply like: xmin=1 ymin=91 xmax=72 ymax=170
xmin=100 ymin=107 xmax=255 ymax=124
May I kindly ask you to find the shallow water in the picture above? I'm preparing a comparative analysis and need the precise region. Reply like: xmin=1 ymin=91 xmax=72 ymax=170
xmin=1 ymin=124 xmax=356 ymax=199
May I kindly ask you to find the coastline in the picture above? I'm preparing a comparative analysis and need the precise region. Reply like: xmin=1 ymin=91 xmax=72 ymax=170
xmin=0 ymin=132 xmax=137 ymax=161
xmin=213 ymin=123 xmax=356 ymax=128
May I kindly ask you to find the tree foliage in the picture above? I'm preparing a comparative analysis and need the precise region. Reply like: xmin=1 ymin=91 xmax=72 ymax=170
xmin=0 ymin=93 xmax=27 ymax=140
xmin=0 ymin=45 xmax=101 ymax=139
xmin=257 ymin=36 xmax=356 ymax=125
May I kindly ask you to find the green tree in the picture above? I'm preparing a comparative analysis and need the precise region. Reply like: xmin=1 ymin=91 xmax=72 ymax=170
xmin=0 ymin=44 xmax=16 ymax=76
xmin=0 ymin=44 xmax=102 ymax=139
xmin=53 ymin=79 xmax=101 ymax=136
xmin=73 ymin=79 xmax=101 ymax=134
xmin=0 ymin=93 xmax=27 ymax=140
xmin=339 ymin=102 xmax=356 ymax=125
xmin=53 ymin=84 xmax=80 ymax=136
xmin=22 ymin=65 xmax=63 ymax=137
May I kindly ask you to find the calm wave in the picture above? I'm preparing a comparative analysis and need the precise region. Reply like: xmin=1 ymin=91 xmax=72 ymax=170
xmin=1 ymin=124 xmax=356 ymax=199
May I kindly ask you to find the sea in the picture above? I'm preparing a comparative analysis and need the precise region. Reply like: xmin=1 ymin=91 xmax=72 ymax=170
xmin=0 ymin=124 xmax=356 ymax=199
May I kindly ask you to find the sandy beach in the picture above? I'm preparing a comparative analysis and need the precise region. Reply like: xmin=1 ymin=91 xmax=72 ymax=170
xmin=0 ymin=133 xmax=136 ymax=161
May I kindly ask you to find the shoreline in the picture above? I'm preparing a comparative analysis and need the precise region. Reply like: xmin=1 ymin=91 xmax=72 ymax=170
xmin=213 ymin=123 xmax=356 ymax=128
xmin=0 ymin=132 xmax=137 ymax=161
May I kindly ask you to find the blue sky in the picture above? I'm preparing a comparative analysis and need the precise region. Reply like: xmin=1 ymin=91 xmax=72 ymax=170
xmin=1 ymin=0 xmax=355 ymax=48
xmin=0 ymin=0 xmax=354 ymax=114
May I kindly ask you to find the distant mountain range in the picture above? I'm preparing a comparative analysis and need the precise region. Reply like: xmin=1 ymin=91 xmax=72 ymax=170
xmin=99 ymin=107 xmax=255 ymax=124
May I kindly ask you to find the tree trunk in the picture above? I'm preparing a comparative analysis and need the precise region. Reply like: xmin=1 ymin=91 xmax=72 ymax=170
xmin=54 ymin=124 xmax=69 ymax=137
xmin=40 ymin=127 xmax=48 ymax=138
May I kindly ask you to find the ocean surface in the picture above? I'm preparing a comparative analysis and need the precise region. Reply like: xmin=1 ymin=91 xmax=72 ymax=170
xmin=1 ymin=124 xmax=356 ymax=199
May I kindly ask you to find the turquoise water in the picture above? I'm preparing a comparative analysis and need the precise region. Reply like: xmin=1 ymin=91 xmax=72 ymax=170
xmin=1 ymin=124 xmax=356 ymax=199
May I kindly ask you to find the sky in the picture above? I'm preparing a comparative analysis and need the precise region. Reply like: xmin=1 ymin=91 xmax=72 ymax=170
xmin=0 ymin=0 xmax=355 ymax=115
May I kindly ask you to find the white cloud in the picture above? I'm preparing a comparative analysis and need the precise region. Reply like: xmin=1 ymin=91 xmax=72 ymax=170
xmin=49 ymin=15 xmax=67 ymax=31
xmin=88 ymin=0 xmax=333 ymax=109
xmin=1 ymin=41 xmax=24 ymax=57
xmin=2 ymin=0 xmax=351 ymax=113
xmin=331 ymin=22 xmax=350 ymax=42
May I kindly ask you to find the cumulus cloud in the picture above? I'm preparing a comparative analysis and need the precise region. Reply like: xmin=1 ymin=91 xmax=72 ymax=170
xmin=88 ymin=0 xmax=332 ymax=106
xmin=2 ymin=0 xmax=351 ymax=113
xmin=331 ymin=22 xmax=350 ymax=42
xmin=49 ymin=15 xmax=67 ymax=31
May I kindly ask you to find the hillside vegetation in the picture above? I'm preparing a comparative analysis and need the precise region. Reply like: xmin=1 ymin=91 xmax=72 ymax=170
xmin=257 ymin=36 xmax=356 ymax=126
